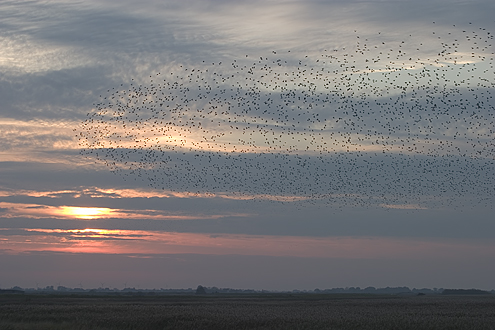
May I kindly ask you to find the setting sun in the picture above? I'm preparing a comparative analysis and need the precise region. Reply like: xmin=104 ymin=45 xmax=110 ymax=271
xmin=61 ymin=207 xmax=112 ymax=219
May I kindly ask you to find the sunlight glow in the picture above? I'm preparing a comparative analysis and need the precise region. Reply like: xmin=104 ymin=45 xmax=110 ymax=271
xmin=60 ymin=207 xmax=112 ymax=219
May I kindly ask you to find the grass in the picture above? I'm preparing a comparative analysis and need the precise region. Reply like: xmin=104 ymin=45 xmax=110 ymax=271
xmin=0 ymin=293 xmax=494 ymax=329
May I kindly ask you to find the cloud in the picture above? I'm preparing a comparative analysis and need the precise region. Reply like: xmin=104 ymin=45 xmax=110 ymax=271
xmin=0 ymin=202 xmax=250 ymax=221
xmin=79 ymin=147 xmax=495 ymax=208
xmin=0 ymin=0 xmax=494 ymax=253
xmin=0 ymin=67 xmax=114 ymax=121
xmin=3 ymin=0 xmax=492 ymax=120
xmin=380 ymin=204 xmax=428 ymax=210
xmin=2 ymin=227 xmax=495 ymax=262
xmin=0 ymin=118 xmax=79 ymax=152
xmin=0 ymin=186 xmax=309 ymax=204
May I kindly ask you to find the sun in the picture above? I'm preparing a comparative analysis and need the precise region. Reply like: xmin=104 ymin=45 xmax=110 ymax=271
xmin=60 ymin=207 xmax=112 ymax=219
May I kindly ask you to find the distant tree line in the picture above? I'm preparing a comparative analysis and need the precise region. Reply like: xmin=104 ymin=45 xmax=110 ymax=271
xmin=441 ymin=289 xmax=491 ymax=295
xmin=2 ymin=285 xmax=494 ymax=296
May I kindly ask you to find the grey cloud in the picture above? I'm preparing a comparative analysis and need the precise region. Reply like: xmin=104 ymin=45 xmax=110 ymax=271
xmin=0 ymin=161 xmax=127 ymax=191
xmin=300 ymin=0 xmax=495 ymax=28
xmin=0 ymin=0 xmax=230 ymax=123
xmin=83 ymin=147 xmax=495 ymax=209
xmin=1 ymin=0 xmax=224 ymax=63
xmin=2 ymin=0 xmax=494 ymax=125
xmin=0 ymin=66 xmax=113 ymax=121
xmin=1 ymin=1 xmax=173 ymax=53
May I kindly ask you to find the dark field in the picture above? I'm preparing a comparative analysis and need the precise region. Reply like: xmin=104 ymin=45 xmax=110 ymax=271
xmin=1 ymin=293 xmax=495 ymax=329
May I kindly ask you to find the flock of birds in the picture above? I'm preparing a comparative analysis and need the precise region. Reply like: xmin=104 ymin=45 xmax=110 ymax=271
xmin=80 ymin=23 xmax=494 ymax=209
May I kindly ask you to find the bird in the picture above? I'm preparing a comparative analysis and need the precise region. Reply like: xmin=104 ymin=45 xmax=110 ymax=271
xmin=79 ymin=22 xmax=495 ymax=210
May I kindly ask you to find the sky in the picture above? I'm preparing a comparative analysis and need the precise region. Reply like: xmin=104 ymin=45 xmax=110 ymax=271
xmin=0 ymin=0 xmax=494 ymax=291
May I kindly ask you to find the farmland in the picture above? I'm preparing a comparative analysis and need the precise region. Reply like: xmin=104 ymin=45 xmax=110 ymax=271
xmin=1 ymin=293 xmax=494 ymax=329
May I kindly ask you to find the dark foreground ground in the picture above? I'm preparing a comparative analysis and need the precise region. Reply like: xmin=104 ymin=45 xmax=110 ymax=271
xmin=1 ymin=293 xmax=494 ymax=329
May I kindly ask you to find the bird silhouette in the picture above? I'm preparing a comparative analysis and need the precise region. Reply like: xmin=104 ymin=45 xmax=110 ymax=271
xmin=79 ymin=23 xmax=494 ymax=210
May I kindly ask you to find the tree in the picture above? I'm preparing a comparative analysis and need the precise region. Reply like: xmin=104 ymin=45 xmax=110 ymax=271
xmin=195 ymin=285 xmax=207 ymax=295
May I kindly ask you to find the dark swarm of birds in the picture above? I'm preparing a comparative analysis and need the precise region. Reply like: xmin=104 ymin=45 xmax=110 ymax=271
xmin=79 ymin=24 xmax=494 ymax=210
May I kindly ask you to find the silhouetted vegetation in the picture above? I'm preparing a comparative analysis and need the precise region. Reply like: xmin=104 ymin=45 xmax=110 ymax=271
xmin=442 ymin=289 xmax=491 ymax=295
xmin=11 ymin=285 xmax=483 ymax=295
xmin=195 ymin=285 xmax=207 ymax=295
xmin=0 ymin=289 xmax=24 ymax=295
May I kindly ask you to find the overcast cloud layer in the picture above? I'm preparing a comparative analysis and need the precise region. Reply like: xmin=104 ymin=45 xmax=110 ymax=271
xmin=0 ymin=0 xmax=494 ymax=290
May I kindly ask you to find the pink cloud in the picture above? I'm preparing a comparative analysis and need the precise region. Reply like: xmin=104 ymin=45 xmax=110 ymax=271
xmin=1 ymin=228 xmax=494 ymax=260
xmin=0 ymin=186 xmax=308 ymax=202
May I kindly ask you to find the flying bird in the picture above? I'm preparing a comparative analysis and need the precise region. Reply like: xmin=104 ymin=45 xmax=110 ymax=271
xmin=79 ymin=23 xmax=495 ymax=210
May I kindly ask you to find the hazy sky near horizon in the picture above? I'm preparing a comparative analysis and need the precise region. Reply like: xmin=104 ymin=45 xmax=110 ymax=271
xmin=1 ymin=0 xmax=494 ymax=291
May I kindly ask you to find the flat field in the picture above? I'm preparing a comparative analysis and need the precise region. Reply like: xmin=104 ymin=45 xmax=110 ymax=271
xmin=0 ymin=293 xmax=494 ymax=329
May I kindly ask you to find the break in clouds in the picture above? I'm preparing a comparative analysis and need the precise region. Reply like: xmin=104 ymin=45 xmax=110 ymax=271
xmin=79 ymin=24 xmax=494 ymax=209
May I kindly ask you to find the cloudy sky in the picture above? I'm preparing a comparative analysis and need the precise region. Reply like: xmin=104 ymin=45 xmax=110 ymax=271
xmin=1 ymin=0 xmax=494 ymax=291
